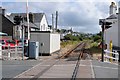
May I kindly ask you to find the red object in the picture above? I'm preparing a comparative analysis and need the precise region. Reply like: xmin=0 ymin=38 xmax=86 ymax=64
xmin=0 ymin=39 xmax=18 ymax=49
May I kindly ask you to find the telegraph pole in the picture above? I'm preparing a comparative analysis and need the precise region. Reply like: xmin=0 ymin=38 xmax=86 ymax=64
xmin=26 ymin=0 xmax=30 ymax=40
xmin=55 ymin=11 xmax=58 ymax=31
xmin=21 ymin=18 xmax=24 ymax=60
xmin=52 ymin=14 xmax=54 ymax=33
xmin=26 ymin=0 xmax=30 ymax=57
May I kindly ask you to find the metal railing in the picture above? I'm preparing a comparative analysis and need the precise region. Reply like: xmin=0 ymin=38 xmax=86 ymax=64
xmin=104 ymin=49 xmax=119 ymax=64
xmin=0 ymin=44 xmax=23 ymax=60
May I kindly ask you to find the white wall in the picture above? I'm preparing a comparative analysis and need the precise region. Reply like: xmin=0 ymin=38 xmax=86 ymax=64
xmin=31 ymin=28 xmax=36 ymax=31
xmin=40 ymin=15 xmax=48 ymax=31
xmin=105 ymin=19 xmax=118 ymax=50
xmin=30 ymin=32 xmax=50 ymax=54
xmin=50 ymin=33 xmax=60 ymax=53
xmin=30 ymin=32 xmax=60 ymax=54
xmin=118 ymin=13 xmax=120 ymax=47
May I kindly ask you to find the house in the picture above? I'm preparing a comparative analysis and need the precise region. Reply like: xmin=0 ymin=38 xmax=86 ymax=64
xmin=9 ymin=13 xmax=49 ymax=31
xmin=0 ymin=7 xmax=15 ymax=38
xmin=0 ymin=7 xmax=60 ymax=55
xmin=101 ymin=2 xmax=120 ymax=50
xmin=9 ymin=12 xmax=50 ymax=40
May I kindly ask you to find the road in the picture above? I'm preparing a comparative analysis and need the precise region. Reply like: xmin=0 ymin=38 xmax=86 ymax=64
xmin=2 ymin=58 xmax=117 ymax=79
xmin=2 ymin=57 xmax=51 ymax=79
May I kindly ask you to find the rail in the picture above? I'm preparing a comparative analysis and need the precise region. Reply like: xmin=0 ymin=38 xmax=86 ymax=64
xmin=60 ymin=42 xmax=84 ymax=59
xmin=13 ymin=42 xmax=87 ymax=79
xmin=71 ymin=52 xmax=82 ymax=80
xmin=104 ymin=49 xmax=119 ymax=63
xmin=71 ymin=42 xmax=86 ymax=80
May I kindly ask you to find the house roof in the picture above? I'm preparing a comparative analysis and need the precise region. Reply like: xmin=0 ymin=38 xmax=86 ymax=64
xmin=10 ymin=13 xmax=44 ymax=22
xmin=21 ymin=22 xmax=39 ymax=29
xmin=106 ymin=14 xmax=117 ymax=19
xmin=5 ymin=15 xmax=15 ymax=24
xmin=0 ymin=14 xmax=15 ymax=25
xmin=9 ymin=13 xmax=45 ymax=29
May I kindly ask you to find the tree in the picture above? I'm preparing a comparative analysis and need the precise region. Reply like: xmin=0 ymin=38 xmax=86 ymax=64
xmin=56 ymin=29 xmax=60 ymax=33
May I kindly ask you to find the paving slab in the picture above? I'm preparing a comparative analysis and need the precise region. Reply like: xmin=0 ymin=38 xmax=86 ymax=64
xmin=92 ymin=60 xmax=118 ymax=78
xmin=77 ymin=60 xmax=94 ymax=78
xmin=39 ymin=60 xmax=76 ymax=78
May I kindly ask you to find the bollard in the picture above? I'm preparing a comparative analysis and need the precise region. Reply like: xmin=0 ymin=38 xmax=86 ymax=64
xmin=109 ymin=40 xmax=113 ymax=62
xmin=8 ymin=44 xmax=10 ymax=60
xmin=15 ymin=44 xmax=17 ymax=60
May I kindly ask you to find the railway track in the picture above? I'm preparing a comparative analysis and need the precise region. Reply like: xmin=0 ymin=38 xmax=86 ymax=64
xmin=13 ymin=42 xmax=90 ymax=79
xmin=60 ymin=42 xmax=85 ymax=59
xmin=71 ymin=42 xmax=87 ymax=80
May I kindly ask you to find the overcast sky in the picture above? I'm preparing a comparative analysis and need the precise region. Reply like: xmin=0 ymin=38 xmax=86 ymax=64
xmin=1 ymin=0 xmax=119 ymax=33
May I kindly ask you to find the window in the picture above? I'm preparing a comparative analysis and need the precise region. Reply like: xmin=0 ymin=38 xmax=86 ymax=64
xmin=43 ymin=24 xmax=45 ymax=30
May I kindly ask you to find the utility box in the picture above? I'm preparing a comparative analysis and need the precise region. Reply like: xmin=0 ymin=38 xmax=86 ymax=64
xmin=29 ymin=42 xmax=39 ymax=59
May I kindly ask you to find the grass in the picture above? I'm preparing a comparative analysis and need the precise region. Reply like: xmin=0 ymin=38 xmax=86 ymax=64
xmin=60 ymin=40 xmax=80 ymax=48
xmin=61 ymin=40 xmax=102 ymax=53
xmin=82 ymin=40 xmax=102 ymax=59
xmin=84 ymin=41 xmax=101 ymax=54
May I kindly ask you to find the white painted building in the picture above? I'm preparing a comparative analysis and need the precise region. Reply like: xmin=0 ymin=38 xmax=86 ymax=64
xmin=104 ymin=18 xmax=118 ymax=50
xmin=30 ymin=31 xmax=60 ymax=54
xmin=39 ymin=14 xmax=49 ymax=31
xmin=104 ymin=2 xmax=120 ymax=50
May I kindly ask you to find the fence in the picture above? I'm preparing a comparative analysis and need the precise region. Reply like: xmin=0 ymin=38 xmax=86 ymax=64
xmin=104 ymin=49 xmax=119 ymax=64
xmin=0 ymin=44 xmax=24 ymax=60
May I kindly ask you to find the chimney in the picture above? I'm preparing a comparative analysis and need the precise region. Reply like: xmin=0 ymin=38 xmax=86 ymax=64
xmin=0 ymin=7 xmax=5 ymax=15
xmin=55 ymin=11 xmax=58 ymax=31
xmin=52 ymin=14 xmax=54 ymax=32
xmin=109 ymin=2 xmax=117 ymax=15
xmin=118 ymin=1 xmax=120 ymax=13
xmin=29 ymin=12 xmax=34 ymax=23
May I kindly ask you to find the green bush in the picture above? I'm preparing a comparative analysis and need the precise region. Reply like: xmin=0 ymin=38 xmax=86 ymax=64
xmin=93 ymin=35 xmax=101 ymax=42
xmin=64 ymin=34 xmax=82 ymax=41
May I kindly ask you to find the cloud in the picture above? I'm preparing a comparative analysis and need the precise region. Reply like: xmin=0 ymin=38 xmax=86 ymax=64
xmin=2 ymin=0 xmax=119 ymax=33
